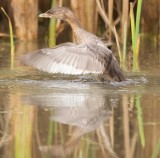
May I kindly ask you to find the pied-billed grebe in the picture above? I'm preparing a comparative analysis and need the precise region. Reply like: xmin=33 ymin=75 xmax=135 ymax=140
xmin=22 ymin=7 xmax=125 ymax=82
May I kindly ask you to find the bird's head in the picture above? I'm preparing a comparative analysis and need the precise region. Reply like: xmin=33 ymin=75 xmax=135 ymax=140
xmin=39 ymin=7 xmax=75 ymax=21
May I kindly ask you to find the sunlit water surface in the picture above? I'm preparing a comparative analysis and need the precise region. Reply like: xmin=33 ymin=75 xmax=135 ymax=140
xmin=0 ymin=41 xmax=160 ymax=158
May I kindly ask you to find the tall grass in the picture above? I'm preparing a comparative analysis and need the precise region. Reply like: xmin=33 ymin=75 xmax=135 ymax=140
xmin=122 ymin=21 xmax=127 ymax=65
xmin=113 ymin=26 xmax=122 ymax=63
xmin=120 ymin=0 xmax=142 ymax=68
xmin=135 ymin=95 xmax=145 ymax=147
xmin=48 ymin=0 xmax=57 ymax=47
xmin=96 ymin=0 xmax=143 ymax=68
xmin=47 ymin=1 xmax=57 ymax=150
xmin=14 ymin=106 xmax=34 ymax=158
xmin=130 ymin=3 xmax=136 ymax=53
xmin=130 ymin=0 xmax=143 ymax=59
xmin=1 ymin=7 xmax=14 ymax=51
xmin=108 ymin=0 xmax=113 ymax=40
xmin=47 ymin=119 xmax=54 ymax=145
xmin=151 ymin=138 xmax=160 ymax=158
xmin=1 ymin=7 xmax=15 ymax=68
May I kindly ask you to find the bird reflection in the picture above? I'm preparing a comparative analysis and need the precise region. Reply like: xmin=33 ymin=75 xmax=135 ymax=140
xmin=23 ymin=89 xmax=119 ymax=158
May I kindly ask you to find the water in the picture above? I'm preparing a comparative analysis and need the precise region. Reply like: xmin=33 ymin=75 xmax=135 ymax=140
xmin=0 ymin=41 xmax=160 ymax=158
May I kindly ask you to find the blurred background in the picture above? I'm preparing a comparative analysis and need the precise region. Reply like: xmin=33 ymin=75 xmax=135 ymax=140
xmin=0 ymin=0 xmax=159 ymax=43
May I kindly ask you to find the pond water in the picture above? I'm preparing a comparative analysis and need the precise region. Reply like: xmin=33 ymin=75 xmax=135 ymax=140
xmin=0 ymin=40 xmax=160 ymax=158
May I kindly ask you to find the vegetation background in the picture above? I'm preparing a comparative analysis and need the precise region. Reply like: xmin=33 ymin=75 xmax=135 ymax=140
xmin=0 ymin=0 xmax=159 ymax=66
xmin=0 ymin=0 xmax=159 ymax=39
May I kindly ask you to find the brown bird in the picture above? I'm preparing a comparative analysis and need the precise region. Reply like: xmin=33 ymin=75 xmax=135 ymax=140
xmin=21 ymin=7 xmax=125 ymax=82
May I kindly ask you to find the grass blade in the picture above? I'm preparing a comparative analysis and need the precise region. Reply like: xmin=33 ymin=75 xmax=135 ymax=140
xmin=48 ymin=0 xmax=57 ymax=47
xmin=151 ymin=138 xmax=160 ymax=158
xmin=1 ymin=7 xmax=15 ymax=52
xmin=113 ymin=26 xmax=122 ymax=63
xmin=122 ymin=21 xmax=127 ymax=64
xmin=134 ymin=0 xmax=143 ymax=59
xmin=130 ymin=2 xmax=136 ymax=52
xmin=135 ymin=0 xmax=142 ymax=45
xmin=1 ymin=7 xmax=15 ymax=68
xmin=135 ymin=95 xmax=145 ymax=147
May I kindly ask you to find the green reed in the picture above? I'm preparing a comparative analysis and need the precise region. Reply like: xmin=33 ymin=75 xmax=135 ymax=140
xmin=46 ymin=117 xmax=57 ymax=158
xmin=47 ymin=120 xmax=54 ymax=145
xmin=1 ymin=7 xmax=15 ymax=68
xmin=130 ymin=3 xmax=135 ymax=53
xmin=135 ymin=0 xmax=142 ymax=47
xmin=48 ymin=0 xmax=57 ymax=47
xmin=135 ymin=95 xmax=145 ymax=147
xmin=151 ymin=138 xmax=160 ymax=158
xmin=130 ymin=0 xmax=143 ymax=59
xmin=47 ymin=120 xmax=58 ymax=144
xmin=46 ymin=1 xmax=57 ymax=150
xmin=1 ymin=7 xmax=14 ymax=52
xmin=114 ymin=0 xmax=142 ymax=67
xmin=15 ymin=106 xmax=33 ymax=158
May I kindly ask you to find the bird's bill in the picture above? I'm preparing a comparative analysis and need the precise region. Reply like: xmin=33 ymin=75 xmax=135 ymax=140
xmin=39 ymin=13 xmax=52 ymax=18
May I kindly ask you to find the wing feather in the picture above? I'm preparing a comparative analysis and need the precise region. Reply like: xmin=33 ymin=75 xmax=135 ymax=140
xmin=21 ymin=42 xmax=107 ymax=75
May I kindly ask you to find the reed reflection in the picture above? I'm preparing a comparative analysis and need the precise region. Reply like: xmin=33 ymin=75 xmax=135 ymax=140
xmin=23 ymin=88 xmax=119 ymax=158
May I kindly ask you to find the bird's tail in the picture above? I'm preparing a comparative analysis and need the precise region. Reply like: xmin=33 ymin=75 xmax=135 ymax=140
xmin=107 ymin=57 xmax=126 ymax=82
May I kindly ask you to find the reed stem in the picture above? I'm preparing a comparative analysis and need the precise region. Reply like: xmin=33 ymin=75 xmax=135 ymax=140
xmin=48 ymin=0 xmax=57 ymax=47
xmin=135 ymin=0 xmax=142 ymax=46
xmin=114 ymin=26 xmax=122 ymax=63
xmin=130 ymin=3 xmax=136 ymax=52
xmin=1 ymin=7 xmax=15 ymax=68
xmin=135 ymin=95 xmax=145 ymax=147
xmin=122 ymin=21 xmax=127 ymax=64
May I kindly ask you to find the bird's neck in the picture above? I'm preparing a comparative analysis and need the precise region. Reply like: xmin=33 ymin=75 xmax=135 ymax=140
xmin=65 ymin=16 xmax=88 ymax=44
xmin=72 ymin=25 xmax=85 ymax=44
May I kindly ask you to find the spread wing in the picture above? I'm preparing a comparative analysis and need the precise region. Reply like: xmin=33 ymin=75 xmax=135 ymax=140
xmin=21 ymin=42 xmax=109 ymax=75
